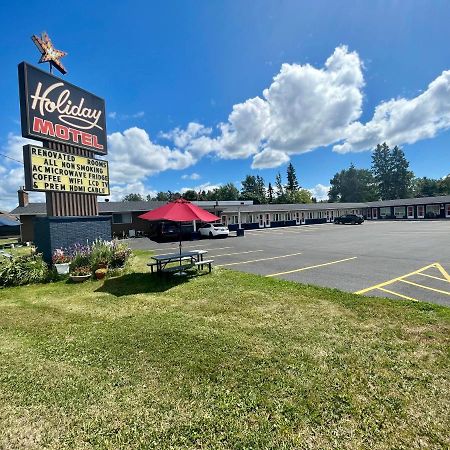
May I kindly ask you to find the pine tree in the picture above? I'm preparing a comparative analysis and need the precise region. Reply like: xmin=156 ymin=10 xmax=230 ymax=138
xmin=275 ymin=172 xmax=284 ymax=202
xmin=255 ymin=175 xmax=267 ymax=204
xmin=286 ymin=162 xmax=300 ymax=191
xmin=371 ymin=143 xmax=414 ymax=200
xmin=267 ymin=182 xmax=274 ymax=203
xmin=390 ymin=146 xmax=413 ymax=199
xmin=371 ymin=143 xmax=393 ymax=200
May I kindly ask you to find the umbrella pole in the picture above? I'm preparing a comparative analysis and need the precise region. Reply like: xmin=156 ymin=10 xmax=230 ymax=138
xmin=179 ymin=221 xmax=182 ymax=274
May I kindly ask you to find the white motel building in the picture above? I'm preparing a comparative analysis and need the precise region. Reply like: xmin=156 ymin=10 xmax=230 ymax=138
xmin=11 ymin=190 xmax=450 ymax=242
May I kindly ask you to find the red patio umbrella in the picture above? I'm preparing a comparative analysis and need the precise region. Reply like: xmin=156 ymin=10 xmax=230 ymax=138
xmin=138 ymin=199 xmax=220 ymax=270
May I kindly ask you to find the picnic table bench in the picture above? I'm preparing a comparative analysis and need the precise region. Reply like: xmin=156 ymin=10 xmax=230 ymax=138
xmin=148 ymin=249 xmax=213 ymax=274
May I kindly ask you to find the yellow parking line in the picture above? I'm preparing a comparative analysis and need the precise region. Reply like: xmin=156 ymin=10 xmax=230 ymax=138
xmin=435 ymin=263 xmax=450 ymax=282
xmin=417 ymin=272 xmax=448 ymax=282
xmin=354 ymin=263 xmax=437 ymax=295
xmin=216 ymin=252 xmax=303 ymax=267
xmin=266 ymin=257 xmax=357 ymax=277
xmin=377 ymin=287 xmax=419 ymax=302
xmin=399 ymin=279 xmax=450 ymax=296
xmin=211 ymin=250 xmax=264 ymax=257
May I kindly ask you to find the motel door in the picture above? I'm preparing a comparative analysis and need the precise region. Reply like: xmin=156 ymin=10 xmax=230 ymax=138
xmin=259 ymin=214 xmax=264 ymax=228
xmin=301 ymin=212 xmax=305 ymax=224
xmin=446 ymin=204 xmax=450 ymax=218
xmin=407 ymin=206 xmax=414 ymax=219
xmin=265 ymin=214 xmax=270 ymax=227
xmin=372 ymin=208 xmax=378 ymax=219
xmin=295 ymin=212 xmax=300 ymax=225
xmin=417 ymin=205 xmax=424 ymax=218
xmin=326 ymin=211 xmax=330 ymax=222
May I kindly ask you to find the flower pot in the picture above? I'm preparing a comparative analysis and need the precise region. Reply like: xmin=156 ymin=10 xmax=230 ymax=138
xmin=69 ymin=274 xmax=91 ymax=283
xmin=95 ymin=269 xmax=107 ymax=280
xmin=55 ymin=263 xmax=70 ymax=275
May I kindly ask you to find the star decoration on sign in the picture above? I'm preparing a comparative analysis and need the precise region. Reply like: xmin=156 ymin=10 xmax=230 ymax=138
xmin=32 ymin=32 xmax=67 ymax=75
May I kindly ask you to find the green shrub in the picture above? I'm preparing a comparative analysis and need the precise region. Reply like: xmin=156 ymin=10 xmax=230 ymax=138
xmin=110 ymin=241 xmax=132 ymax=268
xmin=90 ymin=239 xmax=114 ymax=270
xmin=0 ymin=254 xmax=51 ymax=287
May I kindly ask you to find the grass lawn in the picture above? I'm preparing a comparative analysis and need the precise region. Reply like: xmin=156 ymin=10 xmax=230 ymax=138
xmin=0 ymin=250 xmax=449 ymax=449
xmin=0 ymin=237 xmax=20 ymax=247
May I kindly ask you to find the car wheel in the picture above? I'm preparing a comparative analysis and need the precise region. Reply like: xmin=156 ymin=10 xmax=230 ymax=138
xmin=209 ymin=231 xmax=213 ymax=238
xmin=351 ymin=220 xmax=356 ymax=225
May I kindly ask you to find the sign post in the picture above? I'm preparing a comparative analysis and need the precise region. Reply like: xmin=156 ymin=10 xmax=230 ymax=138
xmin=18 ymin=34 xmax=112 ymax=262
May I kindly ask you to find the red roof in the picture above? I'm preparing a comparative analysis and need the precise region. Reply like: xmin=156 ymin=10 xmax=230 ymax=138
xmin=138 ymin=198 xmax=220 ymax=223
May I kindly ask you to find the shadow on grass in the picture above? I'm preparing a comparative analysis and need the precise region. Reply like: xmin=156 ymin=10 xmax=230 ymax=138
xmin=95 ymin=272 xmax=193 ymax=297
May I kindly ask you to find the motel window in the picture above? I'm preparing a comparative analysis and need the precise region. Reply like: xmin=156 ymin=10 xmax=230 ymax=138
xmin=379 ymin=207 xmax=390 ymax=217
xmin=308 ymin=212 xmax=313 ymax=219
xmin=417 ymin=206 xmax=424 ymax=217
xmin=112 ymin=213 xmax=132 ymax=224
xmin=318 ymin=211 xmax=323 ymax=218
xmin=446 ymin=204 xmax=450 ymax=217
xmin=286 ymin=212 xmax=291 ymax=221
xmin=394 ymin=207 xmax=405 ymax=218
xmin=426 ymin=205 xmax=440 ymax=217
xmin=231 ymin=215 xmax=239 ymax=224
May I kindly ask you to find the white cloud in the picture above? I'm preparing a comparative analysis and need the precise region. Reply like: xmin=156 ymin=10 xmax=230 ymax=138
xmin=308 ymin=183 xmax=330 ymax=201
xmin=107 ymin=127 xmax=195 ymax=184
xmin=0 ymin=134 xmax=42 ymax=211
xmin=161 ymin=122 xmax=211 ymax=148
xmin=104 ymin=181 xmax=156 ymax=202
xmin=333 ymin=70 xmax=450 ymax=153
xmin=181 ymin=172 xmax=201 ymax=180
xmin=180 ymin=182 xmax=221 ymax=194
xmin=108 ymin=111 xmax=145 ymax=120
xmin=251 ymin=149 xmax=290 ymax=169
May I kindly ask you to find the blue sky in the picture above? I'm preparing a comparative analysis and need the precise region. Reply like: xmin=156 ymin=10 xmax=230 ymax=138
xmin=1 ymin=0 xmax=450 ymax=209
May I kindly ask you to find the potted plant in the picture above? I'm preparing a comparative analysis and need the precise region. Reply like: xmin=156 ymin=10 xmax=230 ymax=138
xmin=94 ymin=267 xmax=108 ymax=280
xmin=90 ymin=239 xmax=113 ymax=271
xmin=52 ymin=248 xmax=71 ymax=275
xmin=70 ymin=265 xmax=92 ymax=282
xmin=69 ymin=243 xmax=92 ymax=282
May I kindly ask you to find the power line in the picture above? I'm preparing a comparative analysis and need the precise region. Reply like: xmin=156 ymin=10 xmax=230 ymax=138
xmin=0 ymin=152 xmax=23 ymax=165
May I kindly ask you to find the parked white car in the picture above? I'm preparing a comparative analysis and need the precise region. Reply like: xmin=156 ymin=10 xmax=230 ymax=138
xmin=198 ymin=223 xmax=229 ymax=238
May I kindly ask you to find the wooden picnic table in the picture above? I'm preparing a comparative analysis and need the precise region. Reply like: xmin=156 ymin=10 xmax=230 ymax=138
xmin=148 ymin=250 xmax=208 ymax=273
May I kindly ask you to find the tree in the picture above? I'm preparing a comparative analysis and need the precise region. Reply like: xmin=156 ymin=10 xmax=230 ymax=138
xmin=329 ymin=164 xmax=377 ymax=202
xmin=371 ymin=143 xmax=413 ymax=200
xmin=412 ymin=177 xmax=441 ymax=197
xmin=439 ymin=175 xmax=450 ymax=195
xmin=275 ymin=172 xmax=285 ymax=202
xmin=267 ymin=182 xmax=274 ymax=203
xmin=182 ymin=190 xmax=198 ymax=201
xmin=255 ymin=175 xmax=267 ymax=204
xmin=285 ymin=189 xmax=312 ymax=204
xmin=240 ymin=175 xmax=266 ymax=204
xmin=371 ymin=143 xmax=392 ymax=200
xmin=286 ymin=163 xmax=300 ymax=191
xmin=241 ymin=175 xmax=258 ymax=201
xmin=390 ymin=146 xmax=414 ymax=199
xmin=212 ymin=183 xmax=240 ymax=201
xmin=153 ymin=191 xmax=170 ymax=201
xmin=122 ymin=193 xmax=144 ymax=201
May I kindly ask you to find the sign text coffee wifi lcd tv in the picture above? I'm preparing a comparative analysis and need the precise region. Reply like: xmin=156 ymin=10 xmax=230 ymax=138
xmin=18 ymin=62 xmax=107 ymax=155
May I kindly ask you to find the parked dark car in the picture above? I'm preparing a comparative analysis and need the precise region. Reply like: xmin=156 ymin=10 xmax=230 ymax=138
xmin=334 ymin=214 xmax=364 ymax=224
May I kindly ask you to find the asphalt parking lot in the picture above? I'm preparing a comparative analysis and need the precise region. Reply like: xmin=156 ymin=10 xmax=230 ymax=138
xmin=128 ymin=220 xmax=450 ymax=307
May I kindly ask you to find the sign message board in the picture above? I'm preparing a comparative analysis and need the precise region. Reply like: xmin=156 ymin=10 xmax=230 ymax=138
xmin=23 ymin=145 xmax=110 ymax=195
xmin=18 ymin=62 xmax=107 ymax=155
